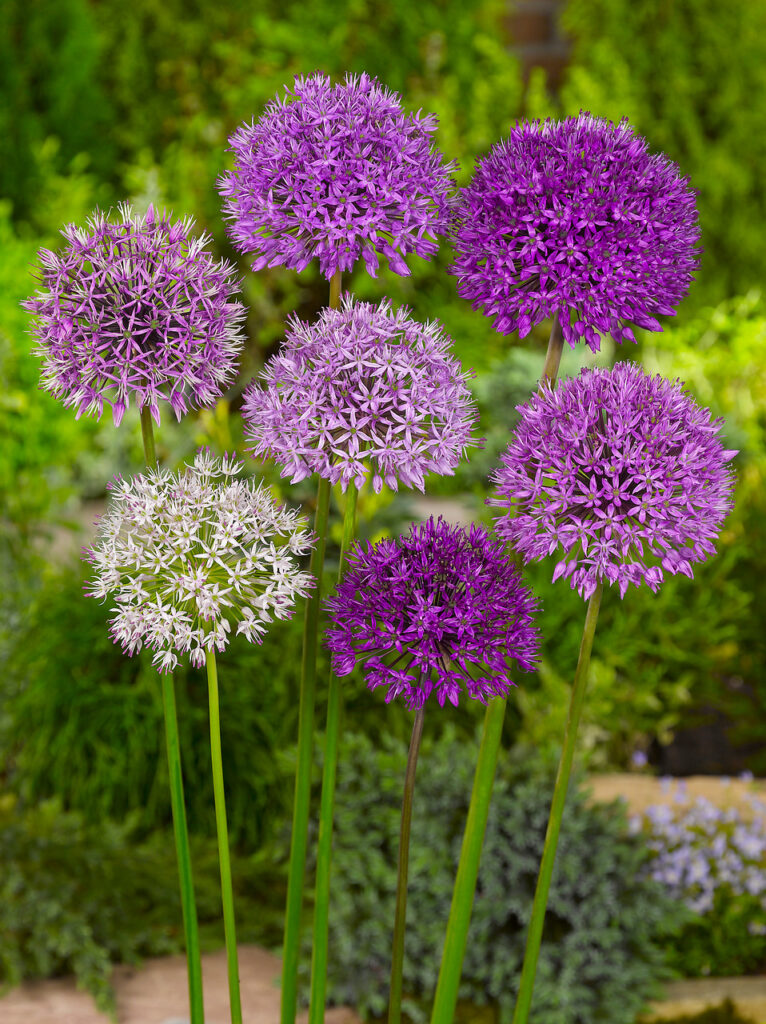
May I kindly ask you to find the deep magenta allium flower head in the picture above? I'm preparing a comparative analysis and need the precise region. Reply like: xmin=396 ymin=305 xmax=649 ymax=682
xmin=218 ymin=72 xmax=456 ymax=279
xmin=243 ymin=296 xmax=479 ymax=493
xmin=23 ymin=203 xmax=246 ymax=426
xmin=490 ymin=363 xmax=736 ymax=599
xmin=84 ymin=449 xmax=314 ymax=673
xmin=325 ymin=516 xmax=540 ymax=710
xmin=451 ymin=114 xmax=700 ymax=347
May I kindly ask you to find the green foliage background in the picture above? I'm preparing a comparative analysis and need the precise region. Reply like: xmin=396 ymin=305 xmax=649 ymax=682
xmin=1 ymin=0 xmax=765 ymax=1009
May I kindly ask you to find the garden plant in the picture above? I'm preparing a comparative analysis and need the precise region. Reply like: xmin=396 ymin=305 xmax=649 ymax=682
xmin=14 ymin=45 xmax=742 ymax=1024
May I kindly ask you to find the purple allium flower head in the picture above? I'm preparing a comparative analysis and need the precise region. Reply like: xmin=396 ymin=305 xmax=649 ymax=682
xmin=23 ymin=204 xmax=246 ymax=426
xmin=451 ymin=114 xmax=700 ymax=346
xmin=243 ymin=296 xmax=479 ymax=493
xmin=218 ymin=72 xmax=456 ymax=279
xmin=84 ymin=449 xmax=315 ymax=673
xmin=490 ymin=362 xmax=736 ymax=599
xmin=325 ymin=516 xmax=540 ymax=710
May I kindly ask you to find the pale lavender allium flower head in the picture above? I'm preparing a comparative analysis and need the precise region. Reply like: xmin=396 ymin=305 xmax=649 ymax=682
xmin=243 ymin=296 xmax=479 ymax=493
xmin=23 ymin=204 xmax=245 ymax=426
xmin=451 ymin=115 xmax=700 ymax=346
xmin=490 ymin=362 xmax=736 ymax=599
xmin=325 ymin=517 xmax=540 ymax=710
xmin=84 ymin=449 xmax=314 ymax=673
xmin=218 ymin=72 xmax=456 ymax=279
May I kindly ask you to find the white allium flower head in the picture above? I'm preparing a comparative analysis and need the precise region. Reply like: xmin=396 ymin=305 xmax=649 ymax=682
xmin=84 ymin=448 xmax=315 ymax=672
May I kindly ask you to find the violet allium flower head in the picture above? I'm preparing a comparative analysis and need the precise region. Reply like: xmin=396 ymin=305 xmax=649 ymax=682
xmin=325 ymin=517 xmax=540 ymax=710
xmin=218 ymin=72 xmax=456 ymax=279
xmin=23 ymin=203 xmax=246 ymax=426
xmin=490 ymin=362 xmax=736 ymax=599
xmin=243 ymin=296 xmax=478 ymax=493
xmin=451 ymin=114 xmax=700 ymax=346
xmin=84 ymin=449 xmax=314 ymax=673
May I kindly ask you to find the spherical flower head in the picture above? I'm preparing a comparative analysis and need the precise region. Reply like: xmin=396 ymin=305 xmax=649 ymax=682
xmin=325 ymin=516 xmax=540 ymax=710
xmin=451 ymin=114 xmax=700 ymax=347
xmin=490 ymin=363 xmax=736 ymax=599
xmin=23 ymin=203 xmax=246 ymax=426
xmin=218 ymin=72 xmax=456 ymax=279
xmin=243 ymin=296 xmax=479 ymax=493
xmin=84 ymin=449 xmax=315 ymax=673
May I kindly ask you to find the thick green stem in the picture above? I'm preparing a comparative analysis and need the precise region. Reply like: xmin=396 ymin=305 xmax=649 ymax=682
xmin=280 ymin=271 xmax=343 ymax=1024
xmin=161 ymin=674 xmax=205 ymax=1024
xmin=308 ymin=482 xmax=358 ymax=1024
xmin=140 ymin=407 xmax=204 ymax=1024
xmin=541 ymin=314 xmax=564 ymax=387
xmin=140 ymin=405 xmax=158 ymax=466
xmin=429 ymin=694 xmax=507 ymax=1024
xmin=206 ymin=648 xmax=243 ymax=1024
xmin=281 ymin=477 xmax=332 ymax=1024
xmin=329 ymin=269 xmax=343 ymax=309
xmin=511 ymin=584 xmax=603 ymax=1024
xmin=388 ymin=707 xmax=426 ymax=1024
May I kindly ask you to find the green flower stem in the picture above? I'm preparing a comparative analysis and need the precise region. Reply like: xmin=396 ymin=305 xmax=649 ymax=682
xmin=281 ymin=475 xmax=332 ymax=1024
xmin=140 ymin=405 xmax=158 ymax=466
xmin=206 ymin=647 xmax=243 ymax=1024
xmin=308 ymin=482 xmax=358 ymax=1024
xmin=429 ymin=694 xmax=507 ymax=1024
xmin=140 ymin=406 xmax=204 ymax=1024
xmin=429 ymin=312 xmax=568 ymax=1024
xmin=541 ymin=313 xmax=564 ymax=386
xmin=281 ymin=270 xmax=342 ymax=1024
xmin=388 ymin=706 xmax=426 ymax=1024
xmin=511 ymin=584 xmax=603 ymax=1024
xmin=329 ymin=268 xmax=343 ymax=309
xmin=161 ymin=674 xmax=205 ymax=1024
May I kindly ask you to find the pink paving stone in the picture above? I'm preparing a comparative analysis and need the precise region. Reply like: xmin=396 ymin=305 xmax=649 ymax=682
xmin=0 ymin=945 xmax=359 ymax=1024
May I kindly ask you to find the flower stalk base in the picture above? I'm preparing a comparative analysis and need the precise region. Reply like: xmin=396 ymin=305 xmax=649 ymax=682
xmin=388 ymin=706 xmax=426 ymax=1024
xmin=206 ymin=648 xmax=243 ymax=1024
xmin=308 ymin=482 xmax=358 ymax=1024
xmin=511 ymin=583 xmax=603 ymax=1024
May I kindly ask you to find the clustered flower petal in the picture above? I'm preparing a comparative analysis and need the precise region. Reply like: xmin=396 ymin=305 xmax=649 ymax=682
xmin=325 ymin=517 xmax=540 ymax=710
xmin=451 ymin=114 xmax=700 ymax=346
xmin=636 ymin=782 xmax=766 ymax=916
xmin=84 ymin=450 xmax=314 ymax=673
xmin=24 ymin=203 xmax=246 ymax=425
xmin=490 ymin=363 xmax=736 ymax=599
xmin=219 ymin=72 xmax=456 ymax=279
xmin=243 ymin=296 xmax=479 ymax=493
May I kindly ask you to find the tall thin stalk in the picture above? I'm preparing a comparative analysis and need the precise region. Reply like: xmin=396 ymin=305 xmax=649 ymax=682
xmin=281 ymin=271 xmax=342 ymax=1024
xmin=388 ymin=706 xmax=426 ymax=1024
xmin=206 ymin=647 xmax=242 ymax=1024
xmin=308 ymin=482 xmax=358 ymax=1024
xmin=140 ymin=406 xmax=204 ymax=1024
xmin=429 ymin=313 xmax=566 ymax=1024
xmin=511 ymin=585 xmax=602 ymax=1023
xmin=429 ymin=695 xmax=505 ymax=1024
